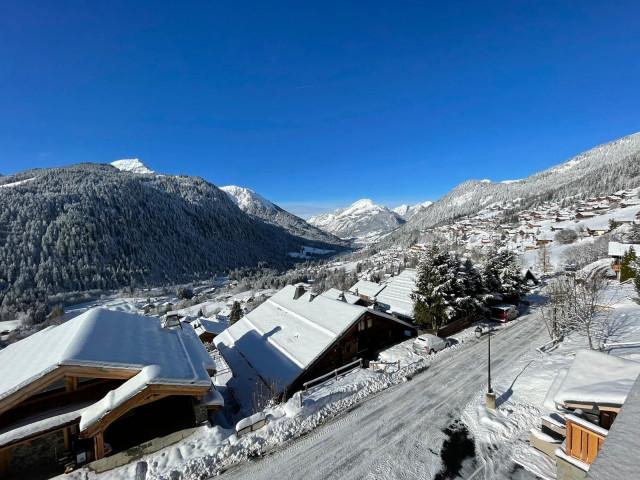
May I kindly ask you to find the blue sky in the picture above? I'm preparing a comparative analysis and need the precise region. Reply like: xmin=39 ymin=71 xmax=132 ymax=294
xmin=1 ymin=1 xmax=639 ymax=218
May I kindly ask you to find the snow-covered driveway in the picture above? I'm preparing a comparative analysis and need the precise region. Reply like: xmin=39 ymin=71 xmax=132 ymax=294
xmin=221 ymin=310 xmax=549 ymax=480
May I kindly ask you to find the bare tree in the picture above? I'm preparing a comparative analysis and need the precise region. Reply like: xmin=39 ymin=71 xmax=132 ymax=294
xmin=540 ymin=272 xmax=617 ymax=349
xmin=537 ymin=244 xmax=552 ymax=274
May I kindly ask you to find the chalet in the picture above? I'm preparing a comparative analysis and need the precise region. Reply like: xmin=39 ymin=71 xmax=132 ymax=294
xmin=576 ymin=212 xmax=596 ymax=220
xmin=192 ymin=318 xmax=228 ymax=343
xmin=348 ymin=280 xmax=386 ymax=303
xmin=608 ymin=242 xmax=640 ymax=278
xmin=586 ymin=373 xmax=640 ymax=479
xmin=0 ymin=309 xmax=222 ymax=477
xmin=530 ymin=350 xmax=640 ymax=480
xmin=586 ymin=227 xmax=608 ymax=237
xmin=375 ymin=269 xmax=418 ymax=321
xmin=214 ymin=285 xmax=416 ymax=413
xmin=536 ymin=236 xmax=553 ymax=246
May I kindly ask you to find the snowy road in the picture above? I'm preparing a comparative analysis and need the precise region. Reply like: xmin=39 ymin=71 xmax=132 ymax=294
xmin=221 ymin=310 xmax=549 ymax=480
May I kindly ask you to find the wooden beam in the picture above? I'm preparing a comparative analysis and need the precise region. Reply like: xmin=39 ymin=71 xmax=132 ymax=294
xmin=0 ymin=365 xmax=140 ymax=417
xmin=63 ymin=427 xmax=70 ymax=450
xmin=65 ymin=376 xmax=78 ymax=393
xmin=0 ymin=448 xmax=10 ymax=478
xmin=94 ymin=432 xmax=105 ymax=460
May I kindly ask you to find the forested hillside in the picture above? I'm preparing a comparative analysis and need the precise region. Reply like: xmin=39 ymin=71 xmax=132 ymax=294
xmin=0 ymin=164 xmax=342 ymax=320
xmin=389 ymin=132 xmax=640 ymax=241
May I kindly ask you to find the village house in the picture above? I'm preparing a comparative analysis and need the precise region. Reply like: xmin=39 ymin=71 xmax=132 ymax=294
xmin=348 ymin=280 xmax=387 ymax=303
xmin=586 ymin=372 xmax=640 ymax=479
xmin=214 ymin=285 xmax=416 ymax=414
xmin=0 ymin=309 xmax=222 ymax=478
xmin=530 ymin=350 xmax=640 ymax=480
xmin=608 ymin=241 xmax=640 ymax=278
xmin=191 ymin=318 xmax=229 ymax=344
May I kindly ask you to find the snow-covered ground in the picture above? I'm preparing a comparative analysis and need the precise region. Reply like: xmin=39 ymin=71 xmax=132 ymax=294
xmin=462 ymin=281 xmax=640 ymax=479
xmin=60 ymin=301 xmax=551 ymax=480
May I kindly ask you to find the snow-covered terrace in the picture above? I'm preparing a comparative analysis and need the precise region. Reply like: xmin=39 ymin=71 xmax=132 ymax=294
xmin=551 ymin=349 xmax=640 ymax=411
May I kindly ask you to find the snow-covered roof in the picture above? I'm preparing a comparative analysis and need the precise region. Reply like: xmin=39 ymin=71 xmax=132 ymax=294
xmin=0 ymin=309 xmax=216 ymax=434
xmin=586 ymin=374 xmax=640 ymax=479
xmin=375 ymin=269 xmax=417 ymax=318
xmin=553 ymin=350 xmax=640 ymax=409
xmin=348 ymin=280 xmax=385 ymax=298
xmin=193 ymin=318 xmax=228 ymax=336
xmin=608 ymin=241 xmax=640 ymax=257
xmin=214 ymin=285 xmax=368 ymax=393
xmin=321 ymin=288 xmax=362 ymax=305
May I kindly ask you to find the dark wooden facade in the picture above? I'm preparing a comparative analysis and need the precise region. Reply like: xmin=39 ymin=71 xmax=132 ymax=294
xmin=286 ymin=311 xmax=415 ymax=397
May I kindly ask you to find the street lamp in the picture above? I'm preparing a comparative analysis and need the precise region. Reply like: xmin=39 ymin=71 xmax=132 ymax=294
xmin=475 ymin=325 xmax=497 ymax=409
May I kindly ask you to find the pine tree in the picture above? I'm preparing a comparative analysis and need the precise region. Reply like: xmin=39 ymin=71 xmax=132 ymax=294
xmin=410 ymin=245 xmax=464 ymax=329
xmin=483 ymin=248 xmax=528 ymax=304
xmin=229 ymin=301 xmax=244 ymax=325
xmin=620 ymin=247 xmax=637 ymax=282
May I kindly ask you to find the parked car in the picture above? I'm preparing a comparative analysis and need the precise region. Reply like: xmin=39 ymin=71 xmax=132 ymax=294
xmin=489 ymin=303 xmax=519 ymax=322
xmin=412 ymin=333 xmax=451 ymax=354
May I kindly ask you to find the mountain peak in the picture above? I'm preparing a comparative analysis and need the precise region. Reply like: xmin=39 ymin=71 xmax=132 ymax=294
xmin=111 ymin=159 xmax=154 ymax=174
xmin=220 ymin=185 xmax=276 ymax=212
xmin=308 ymin=199 xmax=404 ymax=244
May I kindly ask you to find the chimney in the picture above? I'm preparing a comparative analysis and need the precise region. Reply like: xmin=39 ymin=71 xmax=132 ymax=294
xmin=354 ymin=288 xmax=359 ymax=296
xmin=338 ymin=292 xmax=346 ymax=302
xmin=309 ymin=292 xmax=318 ymax=302
xmin=293 ymin=284 xmax=306 ymax=300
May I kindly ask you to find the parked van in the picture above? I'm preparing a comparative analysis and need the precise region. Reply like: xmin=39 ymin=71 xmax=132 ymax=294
xmin=489 ymin=304 xmax=518 ymax=322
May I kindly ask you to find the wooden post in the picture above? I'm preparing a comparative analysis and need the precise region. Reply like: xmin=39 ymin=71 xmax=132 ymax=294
xmin=94 ymin=432 xmax=105 ymax=460
xmin=65 ymin=376 xmax=77 ymax=392
xmin=63 ymin=428 xmax=71 ymax=450
xmin=0 ymin=448 xmax=11 ymax=478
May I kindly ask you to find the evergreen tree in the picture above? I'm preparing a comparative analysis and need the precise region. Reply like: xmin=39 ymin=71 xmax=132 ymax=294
xmin=483 ymin=248 xmax=528 ymax=304
xmin=620 ymin=247 xmax=637 ymax=282
xmin=229 ymin=301 xmax=244 ymax=325
xmin=410 ymin=245 xmax=461 ymax=329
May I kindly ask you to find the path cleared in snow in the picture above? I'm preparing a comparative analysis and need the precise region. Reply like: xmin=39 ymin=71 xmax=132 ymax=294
xmin=221 ymin=310 xmax=549 ymax=480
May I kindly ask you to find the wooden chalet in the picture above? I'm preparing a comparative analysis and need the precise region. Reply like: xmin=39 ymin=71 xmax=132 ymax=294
xmin=347 ymin=280 xmax=386 ymax=303
xmin=214 ymin=285 xmax=416 ymax=413
xmin=192 ymin=318 xmax=228 ymax=343
xmin=0 ymin=309 xmax=222 ymax=477
xmin=608 ymin=242 xmax=640 ymax=278
xmin=530 ymin=350 xmax=640 ymax=480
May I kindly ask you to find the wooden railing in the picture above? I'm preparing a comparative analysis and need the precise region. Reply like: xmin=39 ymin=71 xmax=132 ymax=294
xmin=565 ymin=414 xmax=607 ymax=465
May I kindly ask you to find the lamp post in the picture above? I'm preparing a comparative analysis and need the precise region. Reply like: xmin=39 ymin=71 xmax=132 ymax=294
xmin=475 ymin=325 xmax=496 ymax=409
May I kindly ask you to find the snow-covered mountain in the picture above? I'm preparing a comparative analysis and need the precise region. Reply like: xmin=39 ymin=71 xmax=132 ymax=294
xmin=308 ymin=199 xmax=405 ymax=243
xmin=394 ymin=132 xmax=640 ymax=237
xmin=221 ymin=185 xmax=348 ymax=246
xmin=393 ymin=201 xmax=434 ymax=220
xmin=392 ymin=204 xmax=410 ymax=217
xmin=110 ymin=158 xmax=155 ymax=174
xmin=0 ymin=165 xmax=347 ymax=318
